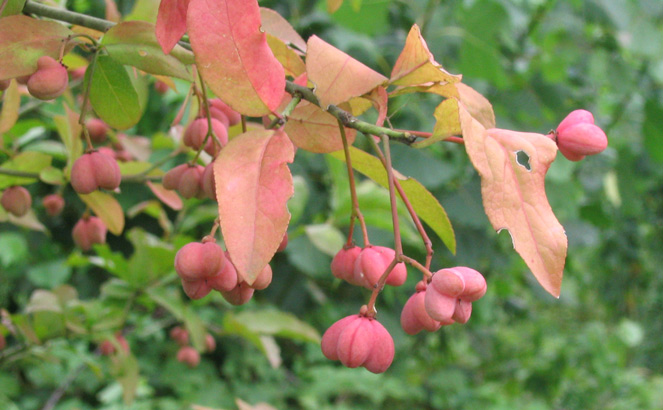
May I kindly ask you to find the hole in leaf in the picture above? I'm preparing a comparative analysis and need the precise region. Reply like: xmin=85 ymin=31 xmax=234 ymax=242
xmin=516 ymin=150 xmax=531 ymax=171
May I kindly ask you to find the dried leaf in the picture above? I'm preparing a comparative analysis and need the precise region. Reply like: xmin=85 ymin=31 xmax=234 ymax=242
xmin=284 ymin=100 xmax=356 ymax=153
xmin=459 ymin=107 xmax=566 ymax=297
xmin=390 ymin=24 xmax=461 ymax=86
xmin=215 ymin=130 xmax=294 ymax=284
xmin=306 ymin=35 xmax=387 ymax=109
xmin=187 ymin=0 xmax=285 ymax=116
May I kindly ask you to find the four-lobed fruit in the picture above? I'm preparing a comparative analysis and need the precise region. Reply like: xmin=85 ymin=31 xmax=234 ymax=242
xmin=176 ymin=346 xmax=200 ymax=368
xmin=400 ymin=281 xmax=443 ymax=335
xmin=353 ymin=246 xmax=407 ymax=288
xmin=163 ymin=164 xmax=206 ymax=199
xmin=26 ymin=56 xmax=69 ymax=100
xmin=201 ymin=162 xmax=217 ymax=201
xmin=555 ymin=109 xmax=608 ymax=161
xmin=183 ymin=117 xmax=228 ymax=156
xmin=85 ymin=118 xmax=110 ymax=143
xmin=70 ymin=151 xmax=121 ymax=194
xmin=321 ymin=309 xmax=395 ymax=374
xmin=72 ymin=216 xmax=107 ymax=251
xmin=424 ymin=267 xmax=486 ymax=324
xmin=208 ymin=98 xmax=241 ymax=126
xmin=1 ymin=186 xmax=32 ymax=217
xmin=99 ymin=333 xmax=129 ymax=356
xmin=42 ymin=193 xmax=65 ymax=217
xmin=331 ymin=245 xmax=362 ymax=285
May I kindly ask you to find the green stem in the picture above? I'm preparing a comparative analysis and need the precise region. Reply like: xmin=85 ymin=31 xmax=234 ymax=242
xmin=338 ymin=119 xmax=369 ymax=247
xmin=269 ymin=93 xmax=302 ymax=129
xmin=0 ymin=168 xmax=40 ymax=178
xmin=23 ymin=0 xmax=115 ymax=32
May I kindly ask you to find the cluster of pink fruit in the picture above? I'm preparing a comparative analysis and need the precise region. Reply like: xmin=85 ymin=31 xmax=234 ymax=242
xmin=323 ymin=244 xmax=488 ymax=373
xmin=99 ymin=332 xmax=130 ymax=356
xmin=162 ymin=99 xmax=240 ymax=200
xmin=0 ymin=56 xmax=69 ymax=100
xmin=170 ymin=326 xmax=216 ymax=368
xmin=174 ymin=235 xmax=282 ymax=305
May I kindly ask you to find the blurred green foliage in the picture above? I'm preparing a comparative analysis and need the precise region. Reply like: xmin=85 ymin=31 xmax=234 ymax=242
xmin=2 ymin=0 xmax=663 ymax=409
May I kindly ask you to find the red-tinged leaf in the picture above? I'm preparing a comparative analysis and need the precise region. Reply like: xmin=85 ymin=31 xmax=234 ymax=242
xmin=306 ymin=35 xmax=387 ymax=109
xmin=187 ymin=0 xmax=285 ymax=116
xmin=459 ymin=107 xmax=567 ymax=297
xmin=215 ymin=129 xmax=294 ymax=284
xmin=146 ymin=181 xmax=183 ymax=210
xmin=364 ymin=86 xmax=388 ymax=127
xmin=0 ymin=80 xmax=19 ymax=133
xmin=0 ymin=15 xmax=74 ymax=80
xmin=102 ymin=21 xmax=193 ymax=80
xmin=79 ymin=191 xmax=125 ymax=235
xmin=456 ymin=83 xmax=495 ymax=129
xmin=390 ymin=24 xmax=461 ymax=86
xmin=155 ymin=0 xmax=190 ymax=54
xmin=259 ymin=7 xmax=307 ymax=53
xmin=265 ymin=34 xmax=306 ymax=78
xmin=284 ymin=100 xmax=357 ymax=153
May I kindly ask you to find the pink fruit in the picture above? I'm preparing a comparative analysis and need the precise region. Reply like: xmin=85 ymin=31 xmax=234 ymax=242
xmin=177 ymin=346 xmax=200 ymax=368
xmin=1 ymin=186 xmax=32 ymax=217
xmin=0 ymin=79 xmax=10 ymax=91
xmin=400 ymin=287 xmax=442 ymax=335
xmin=174 ymin=240 xmax=226 ymax=282
xmin=276 ymin=233 xmax=288 ymax=252
xmin=451 ymin=299 xmax=473 ymax=324
xmin=205 ymin=333 xmax=216 ymax=352
xmin=429 ymin=268 xmax=466 ymax=297
xmin=556 ymin=109 xmax=594 ymax=136
xmin=27 ymin=56 xmax=69 ymax=100
xmin=180 ymin=278 xmax=212 ymax=299
xmin=220 ymin=281 xmax=255 ymax=305
xmin=331 ymin=245 xmax=362 ymax=284
xmin=162 ymin=164 xmax=206 ymax=199
xmin=208 ymin=252 xmax=239 ymax=292
xmin=15 ymin=75 xmax=30 ymax=85
xmin=201 ymin=162 xmax=217 ymax=200
xmin=454 ymin=267 xmax=487 ymax=302
xmin=183 ymin=117 xmax=228 ymax=156
xmin=557 ymin=123 xmax=608 ymax=161
xmin=99 ymin=333 xmax=129 ymax=356
xmin=0 ymin=333 xmax=6 ymax=350
xmin=208 ymin=98 xmax=241 ymax=126
xmin=86 ymin=118 xmax=109 ymax=143
xmin=353 ymin=246 xmax=407 ymax=288
xmin=170 ymin=326 xmax=189 ymax=346
xmin=321 ymin=313 xmax=394 ymax=373
xmin=70 ymin=151 xmax=121 ymax=194
xmin=42 ymin=194 xmax=65 ymax=216
xmin=424 ymin=286 xmax=457 ymax=324
xmin=154 ymin=80 xmax=169 ymax=94
xmin=72 ymin=216 xmax=107 ymax=251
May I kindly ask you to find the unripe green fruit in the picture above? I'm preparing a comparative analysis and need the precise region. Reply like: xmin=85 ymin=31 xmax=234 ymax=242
xmin=72 ymin=216 xmax=107 ymax=251
xmin=70 ymin=151 xmax=121 ymax=194
xmin=177 ymin=346 xmax=200 ymax=368
xmin=27 ymin=56 xmax=69 ymax=100
xmin=1 ymin=186 xmax=32 ymax=217
xmin=42 ymin=193 xmax=65 ymax=217
xmin=162 ymin=164 xmax=206 ymax=199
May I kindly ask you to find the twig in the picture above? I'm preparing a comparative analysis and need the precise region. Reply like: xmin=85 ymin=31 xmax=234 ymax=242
xmin=40 ymin=363 xmax=86 ymax=410
xmin=338 ymin=119 xmax=369 ymax=247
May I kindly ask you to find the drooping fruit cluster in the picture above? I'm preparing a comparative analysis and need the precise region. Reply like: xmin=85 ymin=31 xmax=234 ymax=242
xmin=1 ymin=186 xmax=32 ymax=217
xmin=554 ymin=109 xmax=608 ymax=161
xmin=26 ymin=56 xmax=69 ymax=100
xmin=99 ymin=332 xmax=130 ymax=356
xmin=72 ymin=216 xmax=107 ymax=251
xmin=331 ymin=244 xmax=407 ymax=289
xmin=162 ymin=164 xmax=206 ymax=199
xmin=169 ymin=325 xmax=216 ymax=368
xmin=70 ymin=151 xmax=121 ymax=194
xmin=401 ymin=267 xmax=487 ymax=335
xmin=181 ymin=98 xmax=239 ymax=156
xmin=321 ymin=306 xmax=395 ymax=374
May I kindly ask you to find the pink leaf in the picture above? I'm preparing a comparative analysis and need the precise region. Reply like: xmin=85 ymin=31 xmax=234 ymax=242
xmin=214 ymin=130 xmax=294 ymax=284
xmin=146 ymin=181 xmax=183 ymax=210
xmin=306 ymin=35 xmax=387 ymax=109
xmin=155 ymin=0 xmax=190 ymax=55
xmin=284 ymin=100 xmax=357 ymax=153
xmin=459 ymin=107 xmax=567 ymax=297
xmin=187 ymin=0 xmax=285 ymax=116
xmin=259 ymin=7 xmax=307 ymax=53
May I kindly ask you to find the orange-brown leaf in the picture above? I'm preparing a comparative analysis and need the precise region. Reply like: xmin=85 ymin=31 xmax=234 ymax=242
xmin=306 ymin=35 xmax=387 ymax=109
xmin=214 ymin=130 xmax=294 ymax=285
xmin=284 ymin=100 xmax=356 ymax=153
xmin=390 ymin=24 xmax=461 ymax=86
xmin=459 ymin=107 xmax=567 ymax=297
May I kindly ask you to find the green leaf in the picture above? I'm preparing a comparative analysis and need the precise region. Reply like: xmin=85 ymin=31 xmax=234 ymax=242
xmin=329 ymin=147 xmax=456 ymax=254
xmin=27 ymin=259 xmax=72 ymax=289
xmin=78 ymin=191 xmax=125 ymax=235
xmin=102 ymin=21 xmax=192 ymax=80
xmin=305 ymin=224 xmax=346 ymax=257
xmin=0 ymin=79 xmax=19 ymax=133
xmin=39 ymin=166 xmax=65 ymax=185
xmin=0 ymin=232 xmax=28 ymax=267
xmin=0 ymin=151 xmax=52 ymax=189
xmin=125 ymin=228 xmax=175 ymax=286
xmin=53 ymin=104 xmax=83 ymax=170
xmin=228 ymin=310 xmax=321 ymax=344
xmin=88 ymin=55 xmax=142 ymax=130
xmin=0 ymin=0 xmax=27 ymax=17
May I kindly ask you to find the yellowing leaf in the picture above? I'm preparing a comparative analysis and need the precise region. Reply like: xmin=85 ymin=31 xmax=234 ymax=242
xmin=79 ymin=191 xmax=125 ymax=235
xmin=390 ymin=24 xmax=461 ymax=86
xmin=215 ymin=130 xmax=294 ymax=284
xmin=459 ymin=107 xmax=566 ymax=297
xmin=284 ymin=100 xmax=356 ymax=153
xmin=413 ymin=98 xmax=462 ymax=148
xmin=265 ymin=34 xmax=306 ymax=78
xmin=306 ymin=35 xmax=387 ymax=109
xmin=0 ymin=80 xmax=19 ymax=133
xmin=187 ymin=0 xmax=285 ymax=116
xmin=456 ymin=82 xmax=495 ymax=129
